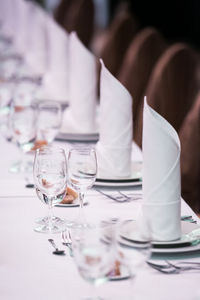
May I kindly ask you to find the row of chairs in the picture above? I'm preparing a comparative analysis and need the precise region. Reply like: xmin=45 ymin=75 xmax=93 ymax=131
xmin=54 ymin=0 xmax=94 ymax=47
xmin=53 ymin=1 xmax=200 ymax=213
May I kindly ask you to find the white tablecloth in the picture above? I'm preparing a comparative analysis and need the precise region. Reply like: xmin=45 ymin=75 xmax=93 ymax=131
xmin=0 ymin=136 xmax=200 ymax=300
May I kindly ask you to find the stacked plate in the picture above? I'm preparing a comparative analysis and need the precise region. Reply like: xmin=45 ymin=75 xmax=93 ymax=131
xmin=55 ymin=132 xmax=99 ymax=143
xmin=119 ymin=220 xmax=200 ymax=254
xmin=95 ymin=161 xmax=142 ymax=188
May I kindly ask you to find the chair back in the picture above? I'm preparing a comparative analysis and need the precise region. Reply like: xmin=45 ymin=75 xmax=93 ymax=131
xmin=179 ymin=92 xmax=200 ymax=213
xmin=99 ymin=9 xmax=139 ymax=77
xmin=134 ymin=43 xmax=200 ymax=147
xmin=54 ymin=0 xmax=94 ymax=47
xmin=118 ymin=27 xmax=166 ymax=130
xmin=54 ymin=0 xmax=73 ymax=27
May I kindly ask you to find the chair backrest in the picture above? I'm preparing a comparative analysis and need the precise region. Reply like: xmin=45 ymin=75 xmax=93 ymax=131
xmin=134 ymin=43 xmax=200 ymax=148
xmin=99 ymin=9 xmax=139 ymax=77
xmin=64 ymin=0 xmax=94 ymax=47
xmin=54 ymin=0 xmax=73 ymax=27
xmin=179 ymin=92 xmax=200 ymax=213
xmin=118 ymin=27 xmax=166 ymax=129
xmin=54 ymin=0 xmax=94 ymax=47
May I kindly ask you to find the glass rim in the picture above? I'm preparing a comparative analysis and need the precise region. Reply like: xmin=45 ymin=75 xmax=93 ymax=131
xmin=38 ymin=100 xmax=62 ymax=108
xmin=35 ymin=145 xmax=66 ymax=155
xmin=68 ymin=147 xmax=96 ymax=154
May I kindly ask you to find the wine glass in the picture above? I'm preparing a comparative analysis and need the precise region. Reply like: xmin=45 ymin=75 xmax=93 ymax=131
xmin=33 ymin=146 xmax=67 ymax=233
xmin=9 ymin=101 xmax=38 ymax=173
xmin=9 ymin=78 xmax=39 ymax=173
xmin=67 ymin=147 xmax=97 ymax=228
xmin=116 ymin=219 xmax=152 ymax=296
xmin=0 ymin=54 xmax=23 ymax=80
xmin=37 ymin=100 xmax=62 ymax=145
xmin=0 ymin=79 xmax=14 ymax=141
xmin=71 ymin=223 xmax=115 ymax=300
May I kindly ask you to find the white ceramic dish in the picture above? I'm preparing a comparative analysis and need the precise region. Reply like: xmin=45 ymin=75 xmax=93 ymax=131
xmin=119 ymin=220 xmax=200 ymax=253
xmin=55 ymin=199 xmax=88 ymax=207
xmin=108 ymin=264 xmax=130 ymax=281
xmin=94 ymin=162 xmax=142 ymax=188
xmin=56 ymin=132 xmax=99 ymax=143
xmin=117 ymin=235 xmax=200 ymax=254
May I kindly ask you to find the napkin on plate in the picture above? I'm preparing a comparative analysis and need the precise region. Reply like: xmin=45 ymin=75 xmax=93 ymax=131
xmin=139 ymin=98 xmax=181 ymax=241
xmin=61 ymin=31 xmax=98 ymax=133
xmin=41 ymin=15 xmax=69 ymax=102
xmin=95 ymin=60 xmax=133 ymax=179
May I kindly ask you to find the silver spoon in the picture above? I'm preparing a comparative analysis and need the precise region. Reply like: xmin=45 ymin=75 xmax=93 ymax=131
xmin=48 ymin=238 xmax=65 ymax=255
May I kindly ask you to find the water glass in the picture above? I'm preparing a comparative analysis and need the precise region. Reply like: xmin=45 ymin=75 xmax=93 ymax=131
xmin=71 ymin=223 xmax=115 ymax=300
xmin=9 ymin=102 xmax=38 ymax=173
xmin=67 ymin=147 xmax=97 ymax=227
xmin=37 ymin=100 xmax=62 ymax=144
xmin=33 ymin=146 xmax=67 ymax=233
xmin=116 ymin=220 xmax=152 ymax=281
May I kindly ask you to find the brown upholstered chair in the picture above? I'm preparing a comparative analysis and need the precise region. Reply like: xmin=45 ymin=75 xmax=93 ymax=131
xmin=54 ymin=0 xmax=94 ymax=47
xmin=118 ymin=27 xmax=167 ymax=136
xmin=54 ymin=0 xmax=73 ymax=27
xmin=98 ymin=9 xmax=139 ymax=77
xmin=134 ymin=43 xmax=200 ymax=148
xmin=179 ymin=92 xmax=200 ymax=213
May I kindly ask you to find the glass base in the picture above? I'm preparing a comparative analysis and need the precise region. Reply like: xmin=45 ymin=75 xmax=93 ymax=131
xmin=34 ymin=224 xmax=63 ymax=234
xmin=70 ymin=221 xmax=94 ymax=229
xmin=35 ymin=215 xmax=66 ymax=225
xmin=9 ymin=160 xmax=22 ymax=173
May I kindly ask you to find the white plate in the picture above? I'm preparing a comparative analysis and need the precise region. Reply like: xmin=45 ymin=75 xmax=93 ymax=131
xmin=94 ymin=162 xmax=142 ymax=188
xmin=55 ymin=199 xmax=88 ymax=207
xmin=56 ymin=132 xmax=99 ymax=143
xmin=117 ymin=235 xmax=200 ymax=254
xmin=108 ymin=264 xmax=130 ymax=281
xmin=120 ymin=220 xmax=200 ymax=248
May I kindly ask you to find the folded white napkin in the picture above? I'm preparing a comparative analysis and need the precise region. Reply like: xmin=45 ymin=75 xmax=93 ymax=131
xmin=140 ymin=98 xmax=181 ymax=241
xmin=12 ymin=0 xmax=30 ymax=54
xmin=95 ymin=60 xmax=133 ymax=179
xmin=61 ymin=31 xmax=97 ymax=133
xmin=0 ymin=0 xmax=15 ymax=37
xmin=42 ymin=15 xmax=69 ymax=102
xmin=22 ymin=1 xmax=48 ymax=75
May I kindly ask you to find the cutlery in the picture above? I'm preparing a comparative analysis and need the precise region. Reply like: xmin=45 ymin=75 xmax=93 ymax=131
xmin=48 ymin=238 xmax=65 ymax=255
xmin=181 ymin=215 xmax=197 ymax=223
xmin=147 ymin=260 xmax=200 ymax=274
xmin=25 ymin=183 xmax=34 ymax=188
xmin=61 ymin=230 xmax=73 ymax=257
xmin=95 ymin=188 xmax=141 ymax=202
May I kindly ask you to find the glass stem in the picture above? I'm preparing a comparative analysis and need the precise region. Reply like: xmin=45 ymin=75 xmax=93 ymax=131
xmin=79 ymin=191 xmax=84 ymax=209
xmin=20 ymin=148 xmax=26 ymax=172
xmin=48 ymin=197 xmax=53 ymax=232
xmin=77 ymin=191 xmax=87 ymax=224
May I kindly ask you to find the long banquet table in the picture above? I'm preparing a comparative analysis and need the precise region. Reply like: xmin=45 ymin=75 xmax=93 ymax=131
xmin=0 ymin=135 xmax=200 ymax=300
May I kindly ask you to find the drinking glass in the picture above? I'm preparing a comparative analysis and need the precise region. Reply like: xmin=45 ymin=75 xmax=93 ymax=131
xmin=68 ymin=147 xmax=97 ymax=227
xmin=9 ymin=102 xmax=38 ymax=173
xmin=9 ymin=78 xmax=39 ymax=173
xmin=33 ymin=146 xmax=67 ymax=233
xmin=71 ymin=223 xmax=115 ymax=300
xmin=0 ymin=54 xmax=23 ymax=80
xmin=0 ymin=79 xmax=14 ymax=141
xmin=37 ymin=100 xmax=62 ymax=145
xmin=116 ymin=219 xmax=152 ymax=297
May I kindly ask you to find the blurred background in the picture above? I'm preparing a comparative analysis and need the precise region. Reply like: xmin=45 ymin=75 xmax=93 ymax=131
xmin=31 ymin=0 xmax=200 ymax=50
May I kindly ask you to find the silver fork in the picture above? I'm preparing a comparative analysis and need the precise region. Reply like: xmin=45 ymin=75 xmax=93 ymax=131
xmin=61 ymin=230 xmax=73 ymax=257
xmin=118 ymin=190 xmax=142 ymax=201
xmin=95 ymin=188 xmax=141 ymax=202
xmin=147 ymin=260 xmax=200 ymax=274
